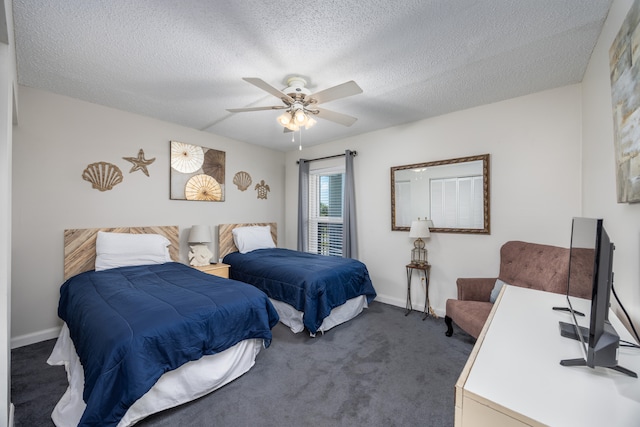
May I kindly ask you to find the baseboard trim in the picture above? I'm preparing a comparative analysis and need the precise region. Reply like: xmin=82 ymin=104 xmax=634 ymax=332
xmin=374 ymin=294 xmax=444 ymax=318
xmin=373 ymin=294 xmax=404 ymax=308
xmin=11 ymin=326 xmax=61 ymax=349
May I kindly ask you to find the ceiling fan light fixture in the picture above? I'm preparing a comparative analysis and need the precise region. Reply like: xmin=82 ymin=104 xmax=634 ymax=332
xmin=277 ymin=112 xmax=292 ymax=126
xmin=294 ymin=109 xmax=307 ymax=124
xmin=286 ymin=121 xmax=299 ymax=131
xmin=304 ymin=116 xmax=317 ymax=129
xmin=228 ymin=77 xmax=362 ymax=134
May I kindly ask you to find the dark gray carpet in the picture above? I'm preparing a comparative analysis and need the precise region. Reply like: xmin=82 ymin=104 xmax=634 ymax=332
xmin=11 ymin=302 xmax=475 ymax=426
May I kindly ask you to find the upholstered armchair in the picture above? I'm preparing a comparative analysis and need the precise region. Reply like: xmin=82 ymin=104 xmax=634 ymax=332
xmin=445 ymin=240 xmax=592 ymax=339
xmin=445 ymin=278 xmax=496 ymax=339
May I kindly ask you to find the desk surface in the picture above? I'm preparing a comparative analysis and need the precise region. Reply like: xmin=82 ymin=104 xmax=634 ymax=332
xmin=463 ymin=285 xmax=640 ymax=427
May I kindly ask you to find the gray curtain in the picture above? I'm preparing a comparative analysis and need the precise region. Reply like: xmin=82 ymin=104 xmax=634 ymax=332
xmin=342 ymin=150 xmax=358 ymax=259
xmin=297 ymin=159 xmax=309 ymax=252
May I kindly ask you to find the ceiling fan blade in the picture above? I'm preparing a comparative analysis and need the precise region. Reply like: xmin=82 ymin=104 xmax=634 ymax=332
xmin=227 ymin=105 xmax=286 ymax=113
xmin=243 ymin=77 xmax=295 ymax=104
xmin=307 ymin=81 xmax=363 ymax=105
xmin=314 ymin=107 xmax=358 ymax=127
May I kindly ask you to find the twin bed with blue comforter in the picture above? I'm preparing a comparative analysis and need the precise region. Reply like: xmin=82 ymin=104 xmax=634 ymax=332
xmin=219 ymin=223 xmax=377 ymax=335
xmin=224 ymin=248 xmax=376 ymax=334
xmin=49 ymin=227 xmax=279 ymax=427
xmin=59 ymin=263 xmax=278 ymax=425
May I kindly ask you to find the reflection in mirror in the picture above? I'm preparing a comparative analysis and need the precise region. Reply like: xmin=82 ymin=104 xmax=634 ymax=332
xmin=391 ymin=154 xmax=490 ymax=234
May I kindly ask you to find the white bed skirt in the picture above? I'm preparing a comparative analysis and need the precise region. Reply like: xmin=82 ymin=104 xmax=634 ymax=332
xmin=270 ymin=294 xmax=369 ymax=335
xmin=47 ymin=324 xmax=263 ymax=427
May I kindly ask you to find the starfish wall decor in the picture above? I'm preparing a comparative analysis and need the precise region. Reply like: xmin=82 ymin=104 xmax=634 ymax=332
xmin=123 ymin=148 xmax=155 ymax=176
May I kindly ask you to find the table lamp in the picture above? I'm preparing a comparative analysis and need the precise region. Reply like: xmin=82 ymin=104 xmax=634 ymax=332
xmin=409 ymin=219 xmax=433 ymax=265
xmin=188 ymin=225 xmax=213 ymax=266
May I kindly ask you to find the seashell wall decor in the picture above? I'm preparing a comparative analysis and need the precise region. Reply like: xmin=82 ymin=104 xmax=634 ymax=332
xmin=255 ymin=179 xmax=270 ymax=200
xmin=233 ymin=171 xmax=252 ymax=191
xmin=82 ymin=162 xmax=123 ymax=192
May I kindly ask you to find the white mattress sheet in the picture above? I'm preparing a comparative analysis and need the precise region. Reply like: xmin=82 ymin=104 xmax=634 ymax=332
xmin=47 ymin=323 xmax=263 ymax=427
xmin=270 ymin=294 xmax=368 ymax=335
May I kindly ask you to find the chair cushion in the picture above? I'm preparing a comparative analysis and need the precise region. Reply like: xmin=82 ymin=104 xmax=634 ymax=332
xmin=446 ymin=299 xmax=493 ymax=339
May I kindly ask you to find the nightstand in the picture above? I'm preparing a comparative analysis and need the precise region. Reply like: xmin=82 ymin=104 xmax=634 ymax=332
xmin=193 ymin=263 xmax=230 ymax=279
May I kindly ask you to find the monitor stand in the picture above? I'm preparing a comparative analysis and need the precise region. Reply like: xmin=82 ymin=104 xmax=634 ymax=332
xmin=558 ymin=321 xmax=637 ymax=378
xmin=559 ymin=321 xmax=588 ymax=341
xmin=560 ymin=357 xmax=638 ymax=378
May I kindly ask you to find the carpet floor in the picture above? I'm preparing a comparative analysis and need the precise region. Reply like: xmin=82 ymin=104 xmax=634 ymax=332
xmin=11 ymin=302 xmax=475 ymax=426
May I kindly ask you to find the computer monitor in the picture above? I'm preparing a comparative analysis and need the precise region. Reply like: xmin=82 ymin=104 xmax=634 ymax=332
xmin=559 ymin=217 xmax=636 ymax=378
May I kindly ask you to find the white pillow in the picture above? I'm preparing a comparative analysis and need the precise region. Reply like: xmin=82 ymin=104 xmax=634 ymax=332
xmin=95 ymin=231 xmax=172 ymax=271
xmin=232 ymin=226 xmax=275 ymax=254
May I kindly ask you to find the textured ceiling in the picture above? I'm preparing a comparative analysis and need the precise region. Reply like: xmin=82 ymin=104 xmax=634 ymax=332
xmin=13 ymin=1 xmax=612 ymax=152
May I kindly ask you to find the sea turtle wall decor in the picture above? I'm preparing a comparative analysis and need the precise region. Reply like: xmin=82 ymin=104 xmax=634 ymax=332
xmin=255 ymin=179 xmax=270 ymax=200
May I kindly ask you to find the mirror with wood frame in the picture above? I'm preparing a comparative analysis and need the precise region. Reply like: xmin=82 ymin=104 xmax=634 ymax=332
xmin=391 ymin=154 xmax=490 ymax=234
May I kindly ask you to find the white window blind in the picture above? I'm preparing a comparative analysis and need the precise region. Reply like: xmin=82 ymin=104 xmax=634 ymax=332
xmin=308 ymin=166 xmax=344 ymax=257
xmin=430 ymin=175 xmax=483 ymax=228
xmin=394 ymin=180 xmax=412 ymax=227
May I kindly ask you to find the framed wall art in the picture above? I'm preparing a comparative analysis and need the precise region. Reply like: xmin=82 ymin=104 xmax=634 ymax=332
xmin=170 ymin=141 xmax=225 ymax=201
xmin=610 ymin=0 xmax=640 ymax=203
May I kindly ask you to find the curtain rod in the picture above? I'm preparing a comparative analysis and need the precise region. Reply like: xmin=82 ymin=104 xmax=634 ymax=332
xmin=296 ymin=150 xmax=357 ymax=164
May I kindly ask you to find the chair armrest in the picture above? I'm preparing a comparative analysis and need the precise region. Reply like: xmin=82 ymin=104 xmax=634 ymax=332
xmin=456 ymin=277 xmax=497 ymax=302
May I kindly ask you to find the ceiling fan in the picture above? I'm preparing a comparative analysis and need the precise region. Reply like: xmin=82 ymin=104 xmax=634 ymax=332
xmin=227 ymin=76 xmax=363 ymax=132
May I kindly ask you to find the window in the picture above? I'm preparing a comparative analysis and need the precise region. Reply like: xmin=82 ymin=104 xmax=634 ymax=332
xmin=308 ymin=166 xmax=344 ymax=257
xmin=430 ymin=175 xmax=483 ymax=228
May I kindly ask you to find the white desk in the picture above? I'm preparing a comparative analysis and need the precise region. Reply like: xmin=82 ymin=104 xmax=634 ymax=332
xmin=455 ymin=285 xmax=640 ymax=427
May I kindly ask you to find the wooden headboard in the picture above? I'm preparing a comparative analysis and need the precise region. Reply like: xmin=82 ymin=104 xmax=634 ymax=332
xmin=63 ymin=226 xmax=180 ymax=280
xmin=218 ymin=223 xmax=277 ymax=259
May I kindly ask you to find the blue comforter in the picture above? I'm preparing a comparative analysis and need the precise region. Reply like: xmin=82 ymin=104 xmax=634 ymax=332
xmin=58 ymin=262 xmax=279 ymax=426
xmin=223 ymin=248 xmax=376 ymax=333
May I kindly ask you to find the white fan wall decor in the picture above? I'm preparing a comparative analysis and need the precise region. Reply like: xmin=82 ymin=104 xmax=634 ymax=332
xmin=227 ymin=76 xmax=363 ymax=132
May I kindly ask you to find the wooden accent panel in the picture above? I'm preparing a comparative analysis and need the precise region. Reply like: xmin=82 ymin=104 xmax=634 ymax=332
xmin=218 ymin=223 xmax=277 ymax=259
xmin=64 ymin=226 xmax=179 ymax=280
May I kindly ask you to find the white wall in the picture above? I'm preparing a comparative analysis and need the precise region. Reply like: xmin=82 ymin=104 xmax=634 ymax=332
xmin=285 ymin=85 xmax=583 ymax=315
xmin=11 ymin=86 xmax=286 ymax=346
xmin=1 ymin=0 xmax=15 ymax=423
xmin=0 ymin=75 xmax=9 ymax=427
xmin=0 ymin=38 xmax=11 ymax=427
xmin=582 ymin=0 xmax=640 ymax=330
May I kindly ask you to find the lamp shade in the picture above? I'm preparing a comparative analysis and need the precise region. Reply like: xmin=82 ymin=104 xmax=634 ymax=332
xmin=409 ymin=220 xmax=430 ymax=238
xmin=188 ymin=225 xmax=212 ymax=243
